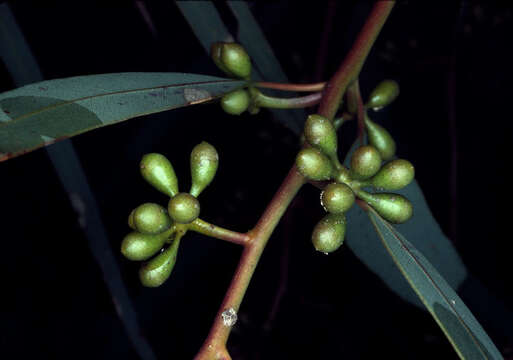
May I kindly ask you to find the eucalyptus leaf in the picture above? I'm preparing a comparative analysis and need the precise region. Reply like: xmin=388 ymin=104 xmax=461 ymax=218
xmin=0 ymin=73 xmax=246 ymax=161
xmin=368 ymin=209 xmax=502 ymax=359
xmin=343 ymin=139 xmax=467 ymax=308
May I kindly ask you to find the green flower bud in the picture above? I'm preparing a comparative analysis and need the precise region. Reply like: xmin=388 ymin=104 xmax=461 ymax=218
xmin=139 ymin=237 xmax=180 ymax=287
xmin=220 ymin=89 xmax=250 ymax=115
xmin=296 ymin=148 xmax=334 ymax=181
xmin=129 ymin=203 xmax=172 ymax=234
xmin=350 ymin=145 xmax=382 ymax=179
xmin=121 ymin=228 xmax=172 ymax=261
xmin=168 ymin=193 xmax=200 ymax=224
xmin=369 ymin=159 xmax=415 ymax=191
xmin=357 ymin=191 xmax=413 ymax=224
xmin=320 ymin=183 xmax=355 ymax=214
xmin=367 ymin=79 xmax=399 ymax=110
xmin=190 ymin=142 xmax=219 ymax=197
xmin=304 ymin=114 xmax=338 ymax=157
xmin=311 ymin=213 xmax=346 ymax=253
xmin=211 ymin=42 xmax=233 ymax=76
xmin=365 ymin=114 xmax=396 ymax=160
xmin=140 ymin=153 xmax=179 ymax=197
xmin=221 ymin=43 xmax=251 ymax=79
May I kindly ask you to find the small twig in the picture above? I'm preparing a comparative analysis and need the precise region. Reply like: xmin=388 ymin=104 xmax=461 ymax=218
xmin=318 ymin=1 xmax=395 ymax=120
xmin=189 ymin=218 xmax=250 ymax=246
xmin=253 ymin=90 xmax=322 ymax=109
xmin=254 ymin=81 xmax=326 ymax=92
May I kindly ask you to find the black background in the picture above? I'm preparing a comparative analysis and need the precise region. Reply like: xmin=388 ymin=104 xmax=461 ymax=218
xmin=1 ymin=1 xmax=512 ymax=359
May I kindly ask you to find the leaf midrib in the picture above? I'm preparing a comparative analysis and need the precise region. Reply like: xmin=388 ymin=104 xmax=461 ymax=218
xmin=0 ymin=78 xmax=240 ymax=127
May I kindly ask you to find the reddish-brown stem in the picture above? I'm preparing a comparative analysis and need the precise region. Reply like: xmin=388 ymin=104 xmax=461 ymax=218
xmin=195 ymin=167 xmax=305 ymax=360
xmin=188 ymin=218 xmax=250 ymax=246
xmin=194 ymin=3 xmax=394 ymax=359
xmin=318 ymin=1 xmax=395 ymax=120
xmin=254 ymin=81 xmax=326 ymax=92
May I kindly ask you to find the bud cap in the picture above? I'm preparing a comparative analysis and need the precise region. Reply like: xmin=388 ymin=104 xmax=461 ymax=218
xmin=311 ymin=213 xmax=346 ymax=253
xmin=367 ymin=79 xmax=399 ymax=110
xmin=304 ymin=114 xmax=338 ymax=157
xmin=296 ymin=148 xmax=334 ymax=181
xmin=190 ymin=142 xmax=219 ymax=197
xmin=140 ymin=153 xmax=179 ymax=197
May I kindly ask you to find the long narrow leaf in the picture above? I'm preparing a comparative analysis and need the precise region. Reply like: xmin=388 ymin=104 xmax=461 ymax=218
xmin=368 ymin=208 xmax=502 ymax=359
xmin=0 ymin=73 xmax=245 ymax=160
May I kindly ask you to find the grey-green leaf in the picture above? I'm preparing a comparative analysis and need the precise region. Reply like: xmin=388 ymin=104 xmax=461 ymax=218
xmin=343 ymin=139 xmax=467 ymax=308
xmin=0 ymin=73 xmax=246 ymax=161
xmin=368 ymin=208 xmax=502 ymax=359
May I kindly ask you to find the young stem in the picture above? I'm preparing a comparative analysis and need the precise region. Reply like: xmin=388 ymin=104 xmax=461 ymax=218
xmin=317 ymin=1 xmax=395 ymax=120
xmin=252 ymin=89 xmax=322 ymax=109
xmin=194 ymin=167 xmax=305 ymax=360
xmin=195 ymin=3 xmax=394 ymax=359
xmin=188 ymin=218 xmax=250 ymax=246
xmin=255 ymin=81 xmax=326 ymax=92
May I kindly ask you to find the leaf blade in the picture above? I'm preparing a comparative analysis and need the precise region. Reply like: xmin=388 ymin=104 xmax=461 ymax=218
xmin=368 ymin=208 xmax=503 ymax=359
xmin=0 ymin=73 xmax=246 ymax=160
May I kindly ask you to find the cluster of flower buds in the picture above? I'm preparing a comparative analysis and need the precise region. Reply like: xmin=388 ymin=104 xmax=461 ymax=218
xmin=296 ymin=80 xmax=413 ymax=254
xmin=121 ymin=142 xmax=219 ymax=287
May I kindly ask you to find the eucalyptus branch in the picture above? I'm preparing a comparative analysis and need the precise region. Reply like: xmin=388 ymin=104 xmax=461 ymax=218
xmin=195 ymin=2 xmax=394 ymax=359
xmin=318 ymin=1 xmax=395 ymax=120
xmin=255 ymin=81 xmax=326 ymax=92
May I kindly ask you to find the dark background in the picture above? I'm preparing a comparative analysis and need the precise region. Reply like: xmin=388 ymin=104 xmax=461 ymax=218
xmin=1 ymin=1 xmax=512 ymax=359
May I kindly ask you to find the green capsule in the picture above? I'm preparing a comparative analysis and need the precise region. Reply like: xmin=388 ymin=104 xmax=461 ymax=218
xmin=168 ymin=192 xmax=200 ymax=224
xmin=211 ymin=42 xmax=233 ymax=76
xmin=221 ymin=89 xmax=250 ymax=115
xmin=296 ymin=148 xmax=334 ymax=181
xmin=139 ymin=237 xmax=180 ymax=287
xmin=357 ymin=190 xmax=413 ymax=224
xmin=129 ymin=203 xmax=172 ymax=234
xmin=367 ymin=79 xmax=399 ymax=110
xmin=369 ymin=159 xmax=415 ymax=191
xmin=365 ymin=114 xmax=396 ymax=160
xmin=121 ymin=227 xmax=173 ymax=261
xmin=311 ymin=213 xmax=346 ymax=253
xmin=321 ymin=183 xmax=355 ymax=214
xmin=221 ymin=43 xmax=251 ymax=79
xmin=304 ymin=114 xmax=338 ymax=158
xmin=140 ymin=153 xmax=179 ymax=197
xmin=350 ymin=145 xmax=382 ymax=179
xmin=190 ymin=142 xmax=219 ymax=197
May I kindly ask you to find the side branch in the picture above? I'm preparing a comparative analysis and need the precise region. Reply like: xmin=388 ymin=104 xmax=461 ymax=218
xmin=318 ymin=1 xmax=394 ymax=119
xmin=189 ymin=218 xmax=250 ymax=246
xmin=194 ymin=167 xmax=305 ymax=359
xmin=255 ymin=81 xmax=326 ymax=92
